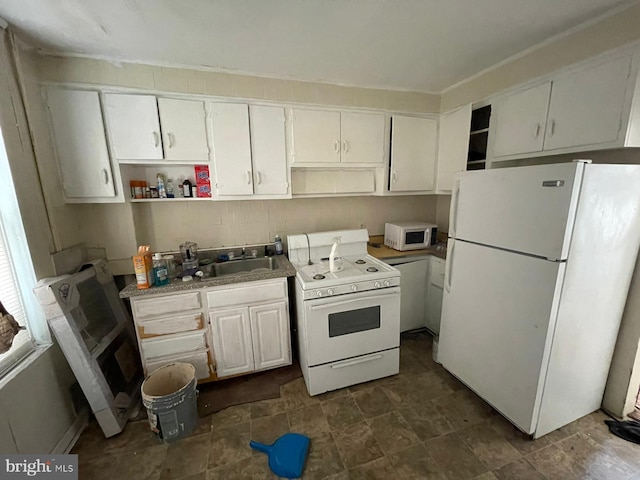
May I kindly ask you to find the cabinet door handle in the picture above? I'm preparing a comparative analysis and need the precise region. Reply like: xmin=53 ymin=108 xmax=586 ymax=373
xmin=334 ymin=140 xmax=340 ymax=153
xmin=549 ymin=119 xmax=555 ymax=137
xmin=534 ymin=123 xmax=541 ymax=139
xmin=152 ymin=131 xmax=160 ymax=147
xmin=102 ymin=168 xmax=109 ymax=184
xmin=246 ymin=170 xmax=252 ymax=184
xmin=256 ymin=171 xmax=262 ymax=184
xmin=166 ymin=132 xmax=175 ymax=148
xmin=342 ymin=140 xmax=349 ymax=153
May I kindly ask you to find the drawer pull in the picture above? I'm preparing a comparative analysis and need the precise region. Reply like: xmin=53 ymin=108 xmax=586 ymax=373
xmin=331 ymin=354 xmax=383 ymax=369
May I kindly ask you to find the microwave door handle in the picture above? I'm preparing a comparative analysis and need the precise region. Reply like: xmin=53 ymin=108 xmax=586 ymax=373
xmin=308 ymin=291 xmax=398 ymax=311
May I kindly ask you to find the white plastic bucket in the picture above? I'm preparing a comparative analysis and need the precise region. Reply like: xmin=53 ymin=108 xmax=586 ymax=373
xmin=141 ymin=362 xmax=198 ymax=443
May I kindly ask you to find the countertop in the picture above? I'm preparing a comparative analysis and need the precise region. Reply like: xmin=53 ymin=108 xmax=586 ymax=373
xmin=119 ymin=254 xmax=296 ymax=298
xmin=367 ymin=235 xmax=447 ymax=261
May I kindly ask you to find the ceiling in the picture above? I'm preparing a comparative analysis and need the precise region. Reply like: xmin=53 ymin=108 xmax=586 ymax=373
xmin=0 ymin=0 xmax=635 ymax=93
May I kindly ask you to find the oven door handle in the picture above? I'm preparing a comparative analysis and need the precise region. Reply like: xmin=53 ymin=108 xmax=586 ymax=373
xmin=331 ymin=354 xmax=383 ymax=369
xmin=308 ymin=291 xmax=399 ymax=311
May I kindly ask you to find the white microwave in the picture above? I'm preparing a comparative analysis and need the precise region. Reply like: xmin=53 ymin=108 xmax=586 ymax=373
xmin=384 ymin=222 xmax=438 ymax=251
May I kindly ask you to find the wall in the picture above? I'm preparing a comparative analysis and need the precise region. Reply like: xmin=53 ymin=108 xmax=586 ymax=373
xmin=440 ymin=3 xmax=640 ymax=112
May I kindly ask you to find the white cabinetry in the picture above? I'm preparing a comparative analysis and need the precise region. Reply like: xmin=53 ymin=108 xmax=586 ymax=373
xmin=206 ymin=278 xmax=291 ymax=378
xmin=209 ymin=103 xmax=288 ymax=196
xmin=130 ymin=290 xmax=215 ymax=382
xmin=490 ymin=53 xmax=637 ymax=161
xmin=436 ymin=105 xmax=472 ymax=192
xmin=384 ymin=257 xmax=429 ymax=332
xmin=291 ymin=109 xmax=385 ymax=164
xmin=104 ymin=93 xmax=209 ymax=162
xmin=425 ymin=256 xmax=445 ymax=334
xmin=45 ymin=88 xmax=121 ymax=202
xmin=390 ymin=115 xmax=437 ymax=192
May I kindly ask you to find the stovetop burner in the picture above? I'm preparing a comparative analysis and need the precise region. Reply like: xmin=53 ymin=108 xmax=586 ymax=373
xmin=313 ymin=274 xmax=326 ymax=280
xmin=355 ymin=259 xmax=366 ymax=264
xmin=366 ymin=266 xmax=379 ymax=272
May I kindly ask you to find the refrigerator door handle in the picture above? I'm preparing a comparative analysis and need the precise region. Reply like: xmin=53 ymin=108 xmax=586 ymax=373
xmin=445 ymin=239 xmax=454 ymax=293
xmin=450 ymin=179 xmax=461 ymax=238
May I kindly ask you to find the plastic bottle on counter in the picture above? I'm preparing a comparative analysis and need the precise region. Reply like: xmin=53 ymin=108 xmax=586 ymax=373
xmin=274 ymin=235 xmax=284 ymax=255
xmin=152 ymin=253 xmax=170 ymax=286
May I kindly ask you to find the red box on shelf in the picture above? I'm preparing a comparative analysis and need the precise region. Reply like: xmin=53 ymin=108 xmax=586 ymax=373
xmin=196 ymin=183 xmax=212 ymax=198
xmin=194 ymin=165 xmax=210 ymax=185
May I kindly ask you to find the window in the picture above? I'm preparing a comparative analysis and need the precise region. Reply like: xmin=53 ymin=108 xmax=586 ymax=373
xmin=0 ymin=128 xmax=49 ymax=378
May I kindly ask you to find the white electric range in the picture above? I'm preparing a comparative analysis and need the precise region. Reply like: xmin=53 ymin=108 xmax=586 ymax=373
xmin=287 ymin=229 xmax=401 ymax=396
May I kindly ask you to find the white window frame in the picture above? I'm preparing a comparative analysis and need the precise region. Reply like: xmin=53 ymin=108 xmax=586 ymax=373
xmin=0 ymin=129 xmax=50 ymax=377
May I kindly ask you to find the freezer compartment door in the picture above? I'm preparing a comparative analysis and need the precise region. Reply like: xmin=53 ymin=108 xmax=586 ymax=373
xmin=439 ymin=240 xmax=564 ymax=434
xmin=450 ymin=162 xmax=583 ymax=260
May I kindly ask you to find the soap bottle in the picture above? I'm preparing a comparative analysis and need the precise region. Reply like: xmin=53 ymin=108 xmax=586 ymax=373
xmin=183 ymin=179 xmax=193 ymax=198
xmin=152 ymin=253 xmax=169 ymax=286
xmin=274 ymin=235 xmax=284 ymax=255
xmin=329 ymin=237 xmax=343 ymax=273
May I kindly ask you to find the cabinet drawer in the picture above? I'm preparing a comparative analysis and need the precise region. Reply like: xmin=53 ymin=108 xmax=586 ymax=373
xmin=140 ymin=330 xmax=207 ymax=360
xmin=430 ymin=257 xmax=446 ymax=288
xmin=137 ymin=313 xmax=204 ymax=338
xmin=132 ymin=292 xmax=201 ymax=319
xmin=145 ymin=348 xmax=212 ymax=380
xmin=206 ymin=278 xmax=286 ymax=308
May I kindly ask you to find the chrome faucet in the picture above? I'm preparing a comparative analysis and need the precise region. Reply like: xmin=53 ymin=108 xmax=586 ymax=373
xmin=241 ymin=247 xmax=246 ymax=258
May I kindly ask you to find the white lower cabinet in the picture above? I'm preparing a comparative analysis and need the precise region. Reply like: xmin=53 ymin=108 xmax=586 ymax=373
xmin=130 ymin=290 xmax=216 ymax=382
xmin=206 ymin=278 xmax=292 ymax=378
xmin=425 ymin=257 xmax=445 ymax=334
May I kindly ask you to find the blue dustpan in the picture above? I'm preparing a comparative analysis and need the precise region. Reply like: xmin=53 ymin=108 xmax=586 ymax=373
xmin=250 ymin=433 xmax=310 ymax=478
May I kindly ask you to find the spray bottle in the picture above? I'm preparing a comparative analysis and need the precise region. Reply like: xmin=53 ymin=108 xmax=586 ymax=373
xmin=329 ymin=236 xmax=343 ymax=273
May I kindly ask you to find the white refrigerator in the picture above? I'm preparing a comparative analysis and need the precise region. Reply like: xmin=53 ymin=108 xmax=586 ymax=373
xmin=439 ymin=160 xmax=640 ymax=438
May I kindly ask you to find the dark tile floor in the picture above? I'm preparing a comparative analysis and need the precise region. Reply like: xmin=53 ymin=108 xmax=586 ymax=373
xmin=72 ymin=331 xmax=640 ymax=479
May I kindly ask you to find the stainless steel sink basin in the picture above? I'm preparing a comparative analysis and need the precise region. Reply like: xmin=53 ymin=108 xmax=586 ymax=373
xmin=204 ymin=257 xmax=279 ymax=278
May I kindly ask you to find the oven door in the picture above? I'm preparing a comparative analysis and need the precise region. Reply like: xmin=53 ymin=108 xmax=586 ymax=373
xmin=303 ymin=287 xmax=400 ymax=366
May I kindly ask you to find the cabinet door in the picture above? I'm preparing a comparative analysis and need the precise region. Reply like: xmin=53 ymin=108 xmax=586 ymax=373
xmin=390 ymin=116 xmax=437 ymax=192
xmin=393 ymin=260 xmax=429 ymax=332
xmin=103 ymin=93 xmax=163 ymax=160
xmin=249 ymin=105 xmax=288 ymax=195
xmin=544 ymin=55 xmax=632 ymax=151
xmin=340 ymin=112 xmax=385 ymax=163
xmin=209 ymin=307 xmax=254 ymax=377
xmin=491 ymin=83 xmax=551 ymax=157
xmin=436 ymin=105 xmax=472 ymax=192
xmin=291 ymin=109 xmax=341 ymax=164
xmin=210 ymin=103 xmax=253 ymax=195
xmin=157 ymin=98 xmax=209 ymax=161
xmin=425 ymin=284 xmax=443 ymax=334
xmin=249 ymin=301 xmax=291 ymax=371
xmin=46 ymin=89 xmax=116 ymax=199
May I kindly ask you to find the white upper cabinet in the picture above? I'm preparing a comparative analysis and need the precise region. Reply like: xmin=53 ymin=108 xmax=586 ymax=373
xmin=490 ymin=52 xmax=638 ymax=161
xmin=491 ymin=83 xmax=551 ymax=157
xmin=436 ymin=104 xmax=472 ymax=193
xmin=209 ymin=103 xmax=253 ymax=196
xmin=157 ymin=98 xmax=209 ymax=161
xmin=104 ymin=93 xmax=209 ymax=162
xmin=209 ymin=103 xmax=288 ymax=196
xmin=291 ymin=108 xmax=384 ymax=164
xmin=390 ymin=115 xmax=437 ymax=192
xmin=543 ymin=55 xmax=631 ymax=151
xmin=45 ymin=89 xmax=118 ymax=201
xmin=249 ymin=105 xmax=288 ymax=195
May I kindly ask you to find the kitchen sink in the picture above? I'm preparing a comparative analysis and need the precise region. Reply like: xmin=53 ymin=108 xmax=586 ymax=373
xmin=203 ymin=257 xmax=279 ymax=278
